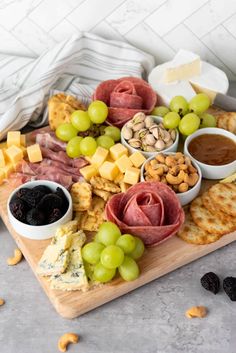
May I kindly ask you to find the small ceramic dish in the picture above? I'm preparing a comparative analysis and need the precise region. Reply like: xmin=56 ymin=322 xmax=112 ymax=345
xmin=140 ymin=152 xmax=202 ymax=206
xmin=7 ymin=180 xmax=73 ymax=240
xmin=121 ymin=115 xmax=179 ymax=158
xmin=184 ymin=127 xmax=236 ymax=179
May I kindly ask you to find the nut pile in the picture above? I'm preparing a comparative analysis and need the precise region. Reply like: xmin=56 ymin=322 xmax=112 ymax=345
xmin=143 ymin=152 xmax=199 ymax=193
xmin=122 ymin=112 xmax=176 ymax=152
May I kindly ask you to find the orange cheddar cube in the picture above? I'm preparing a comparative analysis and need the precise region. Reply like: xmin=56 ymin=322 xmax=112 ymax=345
xmin=80 ymin=165 xmax=98 ymax=181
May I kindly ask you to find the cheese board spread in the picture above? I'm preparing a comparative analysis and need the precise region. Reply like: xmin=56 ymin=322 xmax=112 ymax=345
xmin=1 ymin=49 xmax=236 ymax=319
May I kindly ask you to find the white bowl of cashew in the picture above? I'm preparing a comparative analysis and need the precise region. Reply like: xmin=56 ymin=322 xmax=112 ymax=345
xmin=140 ymin=151 xmax=202 ymax=206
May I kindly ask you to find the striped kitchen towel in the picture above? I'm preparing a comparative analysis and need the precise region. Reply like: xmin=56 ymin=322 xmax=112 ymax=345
xmin=0 ymin=32 xmax=155 ymax=140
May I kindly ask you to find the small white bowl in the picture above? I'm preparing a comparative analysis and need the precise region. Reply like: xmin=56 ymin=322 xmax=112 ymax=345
xmin=7 ymin=180 xmax=73 ymax=240
xmin=121 ymin=116 xmax=179 ymax=158
xmin=184 ymin=128 xmax=236 ymax=180
xmin=140 ymin=152 xmax=202 ymax=206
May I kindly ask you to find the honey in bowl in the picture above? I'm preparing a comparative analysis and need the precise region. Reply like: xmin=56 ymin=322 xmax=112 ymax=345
xmin=188 ymin=134 xmax=236 ymax=166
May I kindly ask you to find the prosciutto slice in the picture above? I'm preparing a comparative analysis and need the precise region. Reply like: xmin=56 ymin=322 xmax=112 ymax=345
xmin=36 ymin=132 xmax=67 ymax=152
xmin=105 ymin=182 xmax=185 ymax=247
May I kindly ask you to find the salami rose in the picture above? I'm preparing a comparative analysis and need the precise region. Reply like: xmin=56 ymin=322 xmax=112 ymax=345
xmin=105 ymin=182 xmax=185 ymax=247
xmin=93 ymin=77 xmax=158 ymax=128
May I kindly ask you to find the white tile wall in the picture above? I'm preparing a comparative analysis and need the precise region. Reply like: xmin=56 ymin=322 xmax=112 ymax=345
xmin=0 ymin=0 xmax=236 ymax=80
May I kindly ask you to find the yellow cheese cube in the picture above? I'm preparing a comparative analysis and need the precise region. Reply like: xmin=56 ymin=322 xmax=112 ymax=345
xmin=115 ymin=154 xmax=133 ymax=173
xmin=5 ymin=145 xmax=23 ymax=164
xmin=0 ymin=142 xmax=7 ymax=149
xmin=27 ymin=144 xmax=42 ymax=163
xmin=109 ymin=143 xmax=128 ymax=161
xmin=91 ymin=147 xmax=109 ymax=167
xmin=114 ymin=172 xmax=124 ymax=185
xmin=99 ymin=161 xmax=119 ymax=181
xmin=1 ymin=163 xmax=14 ymax=178
xmin=7 ymin=131 xmax=21 ymax=147
xmin=0 ymin=169 xmax=5 ymax=184
xmin=80 ymin=165 xmax=98 ymax=181
xmin=120 ymin=181 xmax=130 ymax=193
xmin=106 ymin=153 xmax=115 ymax=163
xmin=85 ymin=156 xmax=93 ymax=164
xmin=129 ymin=151 xmax=146 ymax=168
xmin=0 ymin=149 xmax=6 ymax=168
xmin=123 ymin=167 xmax=140 ymax=185
xmin=20 ymin=134 xmax=26 ymax=147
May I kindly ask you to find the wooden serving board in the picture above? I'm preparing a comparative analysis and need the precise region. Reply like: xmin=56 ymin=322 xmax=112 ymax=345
xmin=1 ymin=182 xmax=236 ymax=319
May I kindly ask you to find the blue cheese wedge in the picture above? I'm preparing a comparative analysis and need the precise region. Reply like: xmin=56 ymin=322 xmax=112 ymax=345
xmin=54 ymin=220 xmax=78 ymax=238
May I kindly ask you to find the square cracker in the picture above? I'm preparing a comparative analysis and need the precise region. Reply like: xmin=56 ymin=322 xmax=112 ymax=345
xmin=90 ymin=176 xmax=120 ymax=193
xmin=71 ymin=182 xmax=92 ymax=211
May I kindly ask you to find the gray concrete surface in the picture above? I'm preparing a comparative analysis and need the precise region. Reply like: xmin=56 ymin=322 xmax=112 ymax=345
xmin=1 ymin=217 xmax=236 ymax=353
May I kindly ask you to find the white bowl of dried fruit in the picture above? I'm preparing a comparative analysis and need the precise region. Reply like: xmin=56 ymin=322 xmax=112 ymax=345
xmin=7 ymin=180 xmax=73 ymax=240
xmin=121 ymin=113 xmax=179 ymax=158
xmin=140 ymin=151 xmax=202 ymax=206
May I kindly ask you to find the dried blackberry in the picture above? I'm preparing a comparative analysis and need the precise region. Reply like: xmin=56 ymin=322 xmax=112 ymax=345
xmin=200 ymin=272 xmax=220 ymax=294
xmin=48 ymin=208 xmax=62 ymax=224
xmin=10 ymin=198 xmax=27 ymax=222
xmin=54 ymin=187 xmax=69 ymax=214
xmin=26 ymin=208 xmax=45 ymax=226
xmin=223 ymin=277 xmax=236 ymax=301
xmin=32 ymin=185 xmax=51 ymax=195
xmin=17 ymin=188 xmax=43 ymax=208
xmin=37 ymin=193 xmax=63 ymax=214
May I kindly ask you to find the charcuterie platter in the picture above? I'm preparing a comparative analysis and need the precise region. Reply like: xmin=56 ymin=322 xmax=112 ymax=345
xmin=1 ymin=50 xmax=236 ymax=319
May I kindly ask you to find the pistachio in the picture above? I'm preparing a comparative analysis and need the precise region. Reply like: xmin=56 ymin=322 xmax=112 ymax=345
xmin=132 ymin=112 xmax=145 ymax=124
xmin=144 ymin=134 xmax=156 ymax=146
xmin=163 ymin=130 xmax=171 ymax=143
xmin=138 ymin=128 xmax=148 ymax=139
xmin=145 ymin=145 xmax=156 ymax=152
xmin=128 ymin=138 xmax=142 ymax=149
xmin=170 ymin=129 xmax=176 ymax=140
xmin=149 ymin=124 xmax=158 ymax=133
xmin=151 ymin=127 xmax=159 ymax=139
xmin=158 ymin=127 xmax=165 ymax=140
xmin=145 ymin=116 xmax=154 ymax=128
xmin=122 ymin=126 xmax=133 ymax=140
xmin=155 ymin=140 xmax=165 ymax=151
xmin=134 ymin=131 xmax=140 ymax=139
xmin=132 ymin=122 xmax=145 ymax=131
xmin=126 ymin=120 xmax=133 ymax=129
xmin=165 ymin=140 xmax=174 ymax=148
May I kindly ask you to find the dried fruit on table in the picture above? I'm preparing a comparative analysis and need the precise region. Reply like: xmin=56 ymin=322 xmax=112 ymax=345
xmin=200 ymin=272 xmax=220 ymax=294
xmin=26 ymin=208 xmax=45 ymax=226
xmin=223 ymin=277 xmax=236 ymax=301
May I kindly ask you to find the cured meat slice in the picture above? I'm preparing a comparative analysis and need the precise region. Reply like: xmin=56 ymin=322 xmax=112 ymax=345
xmin=105 ymin=182 xmax=185 ymax=247
xmin=93 ymin=77 xmax=158 ymax=127
xmin=36 ymin=132 xmax=67 ymax=152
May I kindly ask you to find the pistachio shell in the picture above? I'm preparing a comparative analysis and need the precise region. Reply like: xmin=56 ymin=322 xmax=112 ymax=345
xmin=145 ymin=116 xmax=154 ymax=128
xmin=128 ymin=138 xmax=142 ymax=148
xmin=163 ymin=130 xmax=171 ymax=143
xmin=132 ymin=122 xmax=145 ymax=131
xmin=126 ymin=120 xmax=133 ymax=129
xmin=170 ymin=129 xmax=176 ymax=140
xmin=139 ymin=128 xmax=148 ymax=139
xmin=145 ymin=145 xmax=156 ymax=152
xmin=122 ymin=126 xmax=133 ymax=140
xmin=134 ymin=131 xmax=140 ymax=139
xmin=151 ymin=127 xmax=159 ymax=139
xmin=155 ymin=140 xmax=165 ymax=151
xmin=132 ymin=112 xmax=146 ymax=124
xmin=144 ymin=134 xmax=156 ymax=146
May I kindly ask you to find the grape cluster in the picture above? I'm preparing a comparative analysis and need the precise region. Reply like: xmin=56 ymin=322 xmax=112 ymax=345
xmin=152 ymin=93 xmax=216 ymax=137
xmin=55 ymin=100 xmax=121 ymax=158
xmin=81 ymin=221 xmax=145 ymax=283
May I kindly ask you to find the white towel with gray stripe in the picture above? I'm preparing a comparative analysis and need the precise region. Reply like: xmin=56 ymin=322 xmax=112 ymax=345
xmin=0 ymin=32 xmax=155 ymax=140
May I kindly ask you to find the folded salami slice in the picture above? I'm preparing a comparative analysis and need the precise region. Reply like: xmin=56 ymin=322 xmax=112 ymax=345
xmin=105 ymin=182 xmax=185 ymax=247
xmin=93 ymin=77 xmax=157 ymax=127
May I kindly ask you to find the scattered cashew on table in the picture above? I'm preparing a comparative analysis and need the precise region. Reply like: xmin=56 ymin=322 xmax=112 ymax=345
xmin=58 ymin=333 xmax=79 ymax=352
xmin=7 ymin=248 xmax=23 ymax=266
xmin=0 ymin=298 xmax=5 ymax=306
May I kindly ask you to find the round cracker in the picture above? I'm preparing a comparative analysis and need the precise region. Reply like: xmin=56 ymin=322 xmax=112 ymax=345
xmin=177 ymin=210 xmax=221 ymax=244
xmin=208 ymin=183 xmax=236 ymax=217
xmin=190 ymin=196 xmax=236 ymax=235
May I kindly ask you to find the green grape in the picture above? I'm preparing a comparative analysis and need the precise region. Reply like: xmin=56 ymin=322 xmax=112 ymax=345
xmin=151 ymin=106 xmax=169 ymax=117
xmin=116 ymin=234 xmax=136 ymax=254
xmin=163 ymin=112 xmax=181 ymax=129
xmin=71 ymin=110 xmax=91 ymax=132
xmin=104 ymin=126 xmax=121 ymax=142
xmin=93 ymin=262 xmax=116 ymax=283
xmin=178 ymin=113 xmax=200 ymax=136
xmin=81 ymin=242 xmax=105 ymax=265
xmin=170 ymin=96 xmax=189 ymax=116
xmin=88 ymin=100 xmax=108 ymax=124
xmin=97 ymin=221 xmax=121 ymax=246
xmin=66 ymin=136 xmax=83 ymax=158
xmin=118 ymin=256 xmax=139 ymax=281
xmin=199 ymin=113 xmax=217 ymax=128
xmin=189 ymin=93 xmax=210 ymax=114
xmin=100 ymin=245 xmax=124 ymax=269
xmin=96 ymin=135 xmax=115 ymax=150
xmin=129 ymin=237 xmax=145 ymax=260
xmin=55 ymin=123 xmax=78 ymax=142
xmin=79 ymin=136 xmax=97 ymax=156
xmin=84 ymin=261 xmax=95 ymax=281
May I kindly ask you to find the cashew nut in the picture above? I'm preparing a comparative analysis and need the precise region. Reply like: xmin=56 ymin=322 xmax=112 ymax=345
xmin=165 ymin=156 xmax=177 ymax=167
xmin=166 ymin=170 xmax=186 ymax=185
xmin=169 ymin=165 xmax=180 ymax=176
xmin=178 ymin=182 xmax=189 ymax=193
xmin=184 ymin=172 xmax=199 ymax=187
xmin=174 ymin=152 xmax=184 ymax=160
xmin=155 ymin=153 xmax=165 ymax=164
xmin=179 ymin=164 xmax=188 ymax=171
xmin=7 ymin=248 xmax=23 ymax=266
xmin=177 ymin=157 xmax=185 ymax=165
xmin=58 ymin=333 xmax=79 ymax=352
xmin=185 ymin=306 xmax=207 ymax=319
xmin=0 ymin=298 xmax=5 ymax=306
xmin=188 ymin=164 xmax=198 ymax=174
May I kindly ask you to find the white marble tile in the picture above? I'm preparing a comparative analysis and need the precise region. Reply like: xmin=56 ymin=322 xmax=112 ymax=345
xmin=12 ymin=18 xmax=56 ymax=56
xmin=28 ymin=0 xmax=81 ymax=32
xmin=145 ymin=0 xmax=208 ymax=37
xmin=224 ymin=13 xmax=236 ymax=38
xmin=106 ymin=0 xmax=165 ymax=36
xmin=49 ymin=19 xmax=79 ymax=42
xmin=125 ymin=22 xmax=175 ymax=64
xmin=0 ymin=0 xmax=42 ymax=31
xmin=67 ymin=0 xmax=125 ymax=32
xmin=92 ymin=20 xmax=125 ymax=41
xmin=202 ymin=25 xmax=236 ymax=75
xmin=184 ymin=0 xmax=236 ymax=38
xmin=0 ymin=24 xmax=34 ymax=56
xmin=164 ymin=24 xmax=236 ymax=80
